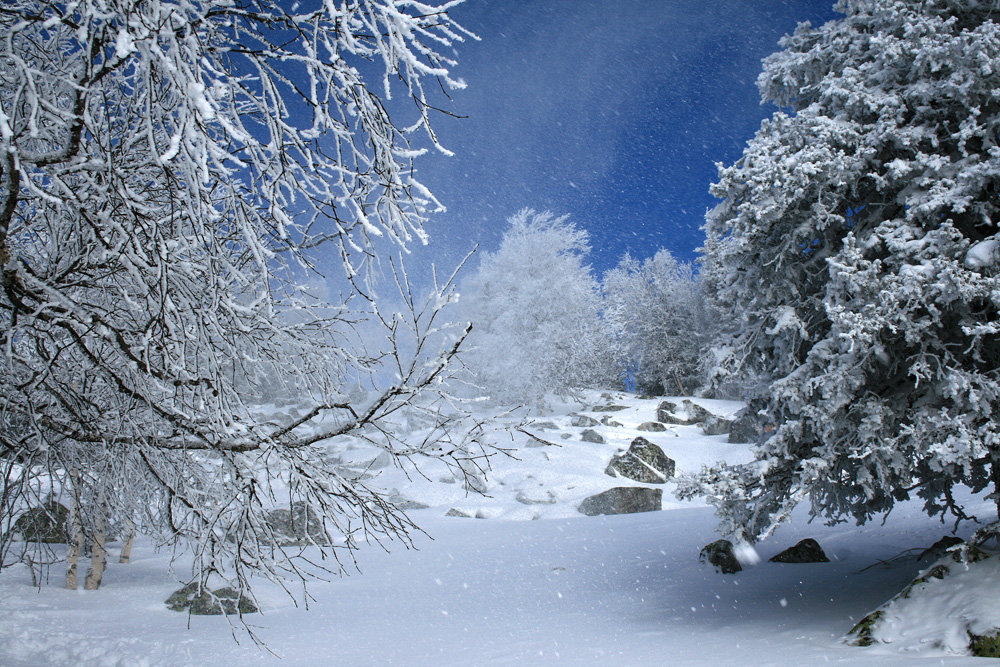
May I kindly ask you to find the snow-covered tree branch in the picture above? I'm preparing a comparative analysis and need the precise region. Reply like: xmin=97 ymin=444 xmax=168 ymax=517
xmin=0 ymin=0 xmax=497 ymax=603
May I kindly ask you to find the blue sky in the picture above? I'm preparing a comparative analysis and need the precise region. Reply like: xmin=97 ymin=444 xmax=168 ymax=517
xmin=404 ymin=1 xmax=839 ymax=276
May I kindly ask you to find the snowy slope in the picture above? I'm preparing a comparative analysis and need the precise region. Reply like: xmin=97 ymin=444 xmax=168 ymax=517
xmin=0 ymin=392 xmax=990 ymax=665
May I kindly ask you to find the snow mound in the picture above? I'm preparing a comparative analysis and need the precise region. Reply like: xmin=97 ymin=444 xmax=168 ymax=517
xmin=848 ymin=546 xmax=1000 ymax=657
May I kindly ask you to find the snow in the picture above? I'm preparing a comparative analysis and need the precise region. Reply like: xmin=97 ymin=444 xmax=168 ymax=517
xmin=965 ymin=238 xmax=999 ymax=270
xmin=0 ymin=391 xmax=990 ymax=665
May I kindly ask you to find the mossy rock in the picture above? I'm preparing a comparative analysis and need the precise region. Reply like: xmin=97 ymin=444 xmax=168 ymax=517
xmin=605 ymin=437 xmax=674 ymax=483
xmin=846 ymin=610 xmax=883 ymax=647
xmin=971 ymin=631 xmax=1000 ymax=658
xmin=13 ymin=501 xmax=71 ymax=543
xmin=166 ymin=583 xmax=257 ymax=615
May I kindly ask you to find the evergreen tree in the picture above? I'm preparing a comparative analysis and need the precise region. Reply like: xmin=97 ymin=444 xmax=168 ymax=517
xmin=462 ymin=209 xmax=612 ymax=405
xmin=682 ymin=0 xmax=1000 ymax=540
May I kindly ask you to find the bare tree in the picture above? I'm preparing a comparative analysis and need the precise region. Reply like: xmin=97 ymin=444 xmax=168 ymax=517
xmin=0 ymin=0 xmax=496 ymax=605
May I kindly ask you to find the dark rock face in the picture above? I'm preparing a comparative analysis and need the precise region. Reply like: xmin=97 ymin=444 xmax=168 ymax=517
xmin=578 ymin=487 xmax=662 ymax=516
xmin=264 ymin=501 xmax=329 ymax=546
xmin=13 ymin=501 xmax=71 ymax=543
xmin=702 ymin=416 xmax=733 ymax=436
xmin=728 ymin=410 xmax=762 ymax=443
xmin=570 ymin=415 xmax=599 ymax=428
xmin=166 ymin=583 xmax=258 ymax=615
xmin=700 ymin=539 xmax=742 ymax=574
xmin=605 ymin=437 xmax=675 ymax=483
xmin=580 ymin=429 xmax=605 ymax=443
xmin=769 ymin=538 xmax=829 ymax=563
xmin=655 ymin=401 xmax=681 ymax=423
xmin=918 ymin=535 xmax=963 ymax=561
xmin=636 ymin=421 xmax=667 ymax=432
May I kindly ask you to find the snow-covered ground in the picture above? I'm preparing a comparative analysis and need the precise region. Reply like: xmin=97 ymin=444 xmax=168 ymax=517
xmin=0 ymin=392 xmax=991 ymax=665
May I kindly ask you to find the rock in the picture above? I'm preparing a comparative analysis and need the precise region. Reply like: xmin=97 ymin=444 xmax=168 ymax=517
xmin=605 ymin=437 xmax=675 ymax=483
xmin=13 ymin=501 xmax=71 ymax=543
xmin=388 ymin=493 xmax=430 ymax=511
xmin=700 ymin=539 xmax=742 ymax=574
xmin=655 ymin=401 xmax=678 ymax=422
xmin=636 ymin=421 xmax=667 ymax=432
xmin=682 ymin=400 xmax=713 ymax=424
xmin=560 ymin=433 xmax=571 ymax=440
xmin=600 ymin=415 xmax=622 ymax=427
xmin=580 ymin=428 xmax=605 ymax=443
xmin=846 ymin=544 xmax=994 ymax=649
xmin=769 ymin=538 xmax=829 ymax=563
xmin=516 ymin=490 xmax=557 ymax=505
xmin=702 ymin=416 xmax=733 ymax=436
xmin=657 ymin=399 xmax=716 ymax=426
xmin=166 ymin=583 xmax=258 ymax=615
xmin=592 ymin=404 xmax=628 ymax=412
xmin=728 ymin=409 xmax=762 ymax=444
xmin=918 ymin=535 xmax=963 ymax=561
xmin=570 ymin=414 xmax=599 ymax=428
xmin=263 ymin=501 xmax=329 ymax=546
xmin=532 ymin=421 xmax=559 ymax=431
xmin=578 ymin=487 xmax=662 ymax=516
xmin=524 ymin=436 xmax=549 ymax=447
xmin=445 ymin=508 xmax=473 ymax=518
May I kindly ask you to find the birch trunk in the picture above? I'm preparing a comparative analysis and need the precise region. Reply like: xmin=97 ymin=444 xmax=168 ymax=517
xmin=84 ymin=497 xmax=107 ymax=590
xmin=119 ymin=521 xmax=135 ymax=564
xmin=65 ymin=474 xmax=84 ymax=590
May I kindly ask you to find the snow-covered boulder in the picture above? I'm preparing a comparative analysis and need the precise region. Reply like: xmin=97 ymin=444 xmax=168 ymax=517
xmin=605 ymin=437 xmax=675 ymax=483
xmin=577 ymin=486 xmax=662 ymax=516
xmin=768 ymin=538 xmax=829 ymax=563
xmin=570 ymin=414 xmax=599 ymax=428
xmin=846 ymin=545 xmax=1000 ymax=656
xmin=581 ymin=428 xmax=605 ymax=443
xmin=263 ymin=502 xmax=329 ymax=546
xmin=636 ymin=421 xmax=667 ymax=432
xmin=656 ymin=399 xmax=713 ymax=426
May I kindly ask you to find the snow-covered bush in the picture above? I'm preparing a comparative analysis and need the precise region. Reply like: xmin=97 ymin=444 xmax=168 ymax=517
xmin=681 ymin=0 xmax=1000 ymax=540
xmin=602 ymin=249 xmax=714 ymax=395
xmin=0 ymin=0 xmax=494 ymax=599
xmin=461 ymin=209 xmax=613 ymax=405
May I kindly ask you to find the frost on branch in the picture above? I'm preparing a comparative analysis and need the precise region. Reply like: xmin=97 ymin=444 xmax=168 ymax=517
xmin=694 ymin=0 xmax=1000 ymax=540
xmin=0 ymin=0 xmax=496 ymax=608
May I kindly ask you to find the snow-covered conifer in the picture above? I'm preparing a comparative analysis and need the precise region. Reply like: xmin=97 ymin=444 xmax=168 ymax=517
xmin=682 ymin=0 xmax=1000 ymax=540
xmin=462 ymin=209 xmax=613 ymax=405
xmin=602 ymin=250 xmax=712 ymax=395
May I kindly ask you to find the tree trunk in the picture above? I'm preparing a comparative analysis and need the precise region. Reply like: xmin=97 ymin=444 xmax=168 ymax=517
xmin=119 ymin=521 xmax=134 ymax=564
xmin=65 ymin=473 xmax=84 ymax=590
xmin=991 ymin=454 xmax=1000 ymax=523
xmin=84 ymin=495 xmax=107 ymax=590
